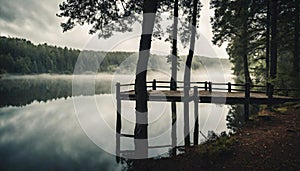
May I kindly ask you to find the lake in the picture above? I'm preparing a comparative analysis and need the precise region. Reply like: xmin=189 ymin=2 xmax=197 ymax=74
xmin=0 ymin=70 xmax=235 ymax=170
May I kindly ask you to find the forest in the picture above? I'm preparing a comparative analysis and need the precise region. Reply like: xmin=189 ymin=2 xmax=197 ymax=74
xmin=0 ymin=36 xmax=133 ymax=74
xmin=0 ymin=36 xmax=229 ymax=74
xmin=210 ymin=0 xmax=299 ymax=91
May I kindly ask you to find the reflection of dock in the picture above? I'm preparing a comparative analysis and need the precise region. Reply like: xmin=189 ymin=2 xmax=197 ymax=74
xmin=115 ymin=80 xmax=300 ymax=161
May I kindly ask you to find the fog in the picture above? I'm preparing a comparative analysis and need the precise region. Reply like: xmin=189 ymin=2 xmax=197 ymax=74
xmin=0 ymin=93 xmax=230 ymax=170
xmin=0 ymin=56 xmax=234 ymax=169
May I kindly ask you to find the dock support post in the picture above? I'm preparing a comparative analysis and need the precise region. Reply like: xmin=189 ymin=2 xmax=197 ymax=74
xmin=205 ymin=81 xmax=208 ymax=91
xmin=209 ymin=82 xmax=212 ymax=92
xmin=228 ymin=82 xmax=232 ymax=92
xmin=183 ymin=86 xmax=190 ymax=146
xmin=171 ymin=101 xmax=177 ymax=155
xmin=244 ymin=82 xmax=250 ymax=121
xmin=267 ymin=83 xmax=273 ymax=109
xmin=116 ymin=82 xmax=121 ymax=163
xmin=183 ymin=100 xmax=190 ymax=146
xmin=152 ymin=79 xmax=156 ymax=90
xmin=193 ymin=86 xmax=199 ymax=145
xmin=268 ymin=83 xmax=274 ymax=102
xmin=170 ymin=78 xmax=177 ymax=156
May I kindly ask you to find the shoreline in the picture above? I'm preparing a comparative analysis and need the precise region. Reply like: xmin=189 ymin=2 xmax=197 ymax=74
xmin=129 ymin=102 xmax=300 ymax=170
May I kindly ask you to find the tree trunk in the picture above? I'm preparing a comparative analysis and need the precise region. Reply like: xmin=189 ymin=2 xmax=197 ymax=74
xmin=171 ymin=0 xmax=179 ymax=86
xmin=170 ymin=0 xmax=178 ymax=156
xmin=183 ymin=0 xmax=198 ymax=146
xmin=270 ymin=0 xmax=278 ymax=96
xmin=294 ymin=0 xmax=299 ymax=79
xmin=243 ymin=48 xmax=251 ymax=84
xmin=241 ymin=2 xmax=252 ymax=85
xmin=266 ymin=0 xmax=270 ymax=82
xmin=134 ymin=0 xmax=158 ymax=158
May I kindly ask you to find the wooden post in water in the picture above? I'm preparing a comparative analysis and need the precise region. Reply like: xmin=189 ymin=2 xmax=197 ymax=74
xmin=228 ymin=82 xmax=232 ymax=92
xmin=183 ymin=86 xmax=191 ymax=146
xmin=244 ymin=82 xmax=250 ymax=121
xmin=152 ymin=79 xmax=157 ymax=90
xmin=267 ymin=82 xmax=273 ymax=109
xmin=116 ymin=82 xmax=121 ymax=163
xmin=209 ymin=82 xmax=212 ymax=92
xmin=193 ymin=86 xmax=199 ymax=145
xmin=170 ymin=78 xmax=177 ymax=156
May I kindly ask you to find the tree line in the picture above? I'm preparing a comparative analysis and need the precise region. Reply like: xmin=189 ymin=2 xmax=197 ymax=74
xmin=0 ymin=36 xmax=229 ymax=75
xmin=0 ymin=36 xmax=136 ymax=74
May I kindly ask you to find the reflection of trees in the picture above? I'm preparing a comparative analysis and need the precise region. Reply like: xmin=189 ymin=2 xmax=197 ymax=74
xmin=226 ymin=104 xmax=260 ymax=133
xmin=226 ymin=105 xmax=244 ymax=133
xmin=0 ymin=78 xmax=111 ymax=107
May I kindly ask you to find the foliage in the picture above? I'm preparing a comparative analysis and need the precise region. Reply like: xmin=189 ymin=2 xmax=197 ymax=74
xmin=210 ymin=0 xmax=300 ymax=95
xmin=226 ymin=104 xmax=260 ymax=133
xmin=57 ymin=0 xmax=143 ymax=38
xmin=57 ymin=0 xmax=201 ymax=46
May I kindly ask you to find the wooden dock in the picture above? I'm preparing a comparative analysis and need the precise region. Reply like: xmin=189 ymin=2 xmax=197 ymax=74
xmin=115 ymin=80 xmax=299 ymax=161
xmin=119 ymin=89 xmax=296 ymax=104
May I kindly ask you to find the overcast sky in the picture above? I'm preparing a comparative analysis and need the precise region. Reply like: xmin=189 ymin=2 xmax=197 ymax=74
xmin=0 ymin=0 xmax=228 ymax=58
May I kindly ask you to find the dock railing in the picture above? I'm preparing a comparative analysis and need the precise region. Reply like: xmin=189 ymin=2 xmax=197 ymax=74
xmin=118 ymin=79 xmax=300 ymax=97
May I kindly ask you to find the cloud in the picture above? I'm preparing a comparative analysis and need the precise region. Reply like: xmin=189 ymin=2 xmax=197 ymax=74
xmin=0 ymin=1 xmax=16 ymax=22
xmin=0 ymin=0 xmax=54 ymax=30
xmin=0 ymin=0 xmax=90 ymax=48
xmin=0 ymin=0 xmax=228 ymax=58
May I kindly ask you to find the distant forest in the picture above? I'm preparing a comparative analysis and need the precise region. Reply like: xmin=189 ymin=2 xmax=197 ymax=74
xmin=0 ymin=36 xmax=133 ymax=74
xmin=0 ymin=36 xmax=230 ymax=74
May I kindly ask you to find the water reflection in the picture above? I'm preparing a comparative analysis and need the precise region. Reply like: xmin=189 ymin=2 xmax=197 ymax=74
xmin=0 ymin=95 xmax=230 ymax=170
xmin=0 ymin=97 xmax=124 ymax=170
xmin=0 ymin=74 xmax=111 ymax=107
xmin=0 ymin=74 xmax=238 ymax=170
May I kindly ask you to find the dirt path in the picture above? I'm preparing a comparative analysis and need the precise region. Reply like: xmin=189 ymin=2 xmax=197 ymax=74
xmin=129 ymin=102 xmax=300 ymax=170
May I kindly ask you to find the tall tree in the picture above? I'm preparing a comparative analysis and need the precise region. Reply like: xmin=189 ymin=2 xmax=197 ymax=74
xmin=171 ymin=0 xmax=179 ymax=89
xmin=170 ymin=0 xmax=178 ymax=156
xmin=57 ymin=0 xmax=173 ymax=158
xmin=240 ymin=0 xmax=252 ymax=84
xmin=269 ymin=0 xmax=278 ymax=96
xmin=183 ymin=0 xmax=200 ymax=146
xmin=294 ymin=0 xmax=299 ymax=79
xmin=210 ymin=0 xmax=254 ymax=84
xmin=134 ymin=0 xmax=158 ymax=158
xmin=266 ymin=0 xmax=271 ymax=81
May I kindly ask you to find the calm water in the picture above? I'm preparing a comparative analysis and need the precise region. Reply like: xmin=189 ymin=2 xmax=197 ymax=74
xmin=0 ymin=71 xmax=234 ymax=170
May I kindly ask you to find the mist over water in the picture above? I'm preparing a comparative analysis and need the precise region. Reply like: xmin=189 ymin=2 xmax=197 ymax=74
xmin=0 ymin=56 xmax=234 ymax=170
xmin=0 ymin=94 xmax=230 ymax=170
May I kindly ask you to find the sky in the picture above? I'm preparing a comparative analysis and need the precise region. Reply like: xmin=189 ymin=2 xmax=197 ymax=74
xmin=0 ymin=0 xmax=229 ymax=58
